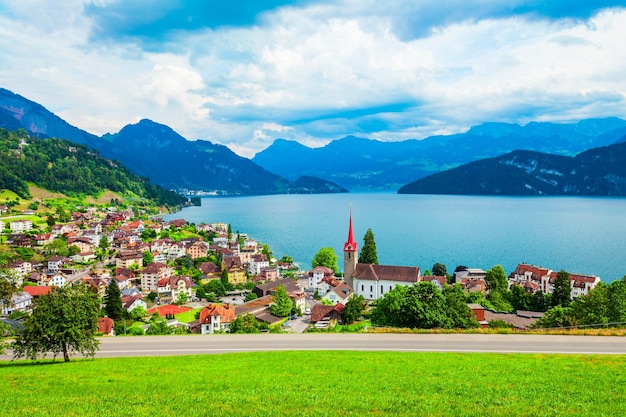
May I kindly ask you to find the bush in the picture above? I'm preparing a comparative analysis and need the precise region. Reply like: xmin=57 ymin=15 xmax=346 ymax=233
xmin=128 ymin=327 xmax=145 ymax=336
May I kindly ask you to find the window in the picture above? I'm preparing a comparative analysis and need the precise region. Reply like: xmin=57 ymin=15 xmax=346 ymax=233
xmin=381 ymin=285 xmax=384 ymax=294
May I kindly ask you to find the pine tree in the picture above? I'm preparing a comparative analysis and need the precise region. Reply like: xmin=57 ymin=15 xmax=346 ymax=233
xmin=552 ymin=270 xmax=572 ymax=308
xmin=104 ymin=279 xmax=123 ymax=322
xmin=358 ymin=228 xmax=378 ymax=264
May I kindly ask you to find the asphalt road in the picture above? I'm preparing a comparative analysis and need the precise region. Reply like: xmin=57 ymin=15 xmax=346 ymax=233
xmin=3 ymin=333 xmax=623 ymax=360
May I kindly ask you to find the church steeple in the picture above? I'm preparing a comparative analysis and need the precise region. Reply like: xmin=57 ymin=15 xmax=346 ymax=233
xmin=343 ymin=206 xmax=358 ymax=289
xmin=343 ymin=207 xmax=358 ymax=253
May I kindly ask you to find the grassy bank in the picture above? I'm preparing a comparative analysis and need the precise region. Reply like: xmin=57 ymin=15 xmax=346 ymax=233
xmin=1 ymin=351 xmax=625 ymax=416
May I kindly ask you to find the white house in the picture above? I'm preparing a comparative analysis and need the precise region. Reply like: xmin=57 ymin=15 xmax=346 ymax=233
xmin=198 ymin=304 xmax=236 ymax=334
xmin=1 ymin=291 xmax=33 ymax=316
xmin=322 ymin=282 xmax=354 ymax=306
xmin=352 ymin=264 xmax=421 ymax=301
xmin=122 ymin=294 xmax=147 ymax=312
xmin=308 ymin=266 xmax=335 ymax=292
xmin=10 ymin=220 xmax=32 ymax=232
xmin=157 ymin=276 xmax=193 ymax=300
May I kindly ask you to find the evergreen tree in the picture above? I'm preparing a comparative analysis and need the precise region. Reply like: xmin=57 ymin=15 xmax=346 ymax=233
xmin=270 ymin=285 xmax=292 ymax=317
xmin=221 ymin=267 xmax=230 ymax=286
xmin=104 ymin=279 xmax=123 ymax=322
xmin=552 ymin=270 xmax=572 ymax=308
xmin=358 ymin=228 xmax=378 ymax=264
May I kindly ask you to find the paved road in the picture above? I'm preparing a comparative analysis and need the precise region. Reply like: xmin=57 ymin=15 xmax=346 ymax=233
xmin=3 ymin=333 xmax=623 ymax=360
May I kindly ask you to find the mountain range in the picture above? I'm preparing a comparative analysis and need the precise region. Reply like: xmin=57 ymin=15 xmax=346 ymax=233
xmin=398 ymin=140 xmax=626 ymax=195
xmin=3 ymin=86 xmax=626 ymax=196
xmin=0 ymin=88 xmax=347 ymax=196
xmin=253 ymin=119 xmax=626 ymax=190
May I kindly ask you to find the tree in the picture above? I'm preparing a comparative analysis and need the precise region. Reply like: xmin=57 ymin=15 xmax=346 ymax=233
xmin=104 ymin=279 xmax=123 ymax=322
xmin=130 ymin=306 xmax=148 ymax=322
xmin=608 ymin=278 xmax=626 ymax=324
xmin=484 ymin=265 xmax=508 ymax=293
xmin=12 ymin=285 xmax=100 ymax=362
xmin=221 ymin=267 xmax=230 ymax=286
xmin=552 ymin=270 xmax=572 ymax=308
xmin=175 ymin=291 xmax=188 ymax=305
xmin=146 ymin=291 xmax=158 ymax=303
xmin=510 ymin=285 xmax=529 ymax=311
xmin=311 ymin=247 xmax=339 ymax=273
xmin=245 ymin=292 xmax=258 ymax=302
xmin=571 ymin=283 xmax=609 ymax=326
xmin=0 ymin=268 xmax=20 ymax=354
xmin=229 ymin=314 xmax=261 ymax=333
xmin=443 ymin=284 xmax=479 ymax=329
xmin=143 ymin=250 xmax=154 ymax=265
xmin=206 ymin=280 xmax=226 ymax=298
xmin=432 ymin=263 xmax=452 ymax=283
xmin=196 ymin=286 xmax=207 ymax=300
xmin=358 ymin=229 xmax=378 ymax=264
xmin=343 ymin=295 xmax=365 ymax=324
xmin=145 ymin=315 xmax=173 ymax=335
xmin=270 ymin=285 xmax=292 ymax=317
xmin=531 ymin=305 xmax=576 ymax=329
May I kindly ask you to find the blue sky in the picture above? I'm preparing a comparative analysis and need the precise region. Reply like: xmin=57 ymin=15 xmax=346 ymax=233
xmin=1 ymin=0 xmax=626 ymax=157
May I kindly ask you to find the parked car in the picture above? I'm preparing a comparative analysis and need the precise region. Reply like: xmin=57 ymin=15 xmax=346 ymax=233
xmin=290 ymin=314 xmax=298 ymax=320
xmin=304 ymin=308 xmax=311 ymax=315
xmin=282 ymin=321 xmax=293 ymax=327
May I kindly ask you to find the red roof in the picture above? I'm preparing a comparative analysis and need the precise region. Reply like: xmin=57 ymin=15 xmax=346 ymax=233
xmin=98 ymin=317 xmax=115 ymax=334
xmin=199 ymin=304 xmax=236 ymax=324
xmin=23 ymin=286 xmax=52 ymax=297
xmin=147 ymin=304 xmax=192 ymax=316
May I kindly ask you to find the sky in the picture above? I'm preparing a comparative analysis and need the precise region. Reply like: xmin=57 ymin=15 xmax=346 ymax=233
xmin=1 ymin=0 xmax=626 ymax=157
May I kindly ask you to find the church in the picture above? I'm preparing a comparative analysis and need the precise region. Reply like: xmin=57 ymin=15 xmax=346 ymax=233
xmin=343 ymin=210 xmax=422 ymax=301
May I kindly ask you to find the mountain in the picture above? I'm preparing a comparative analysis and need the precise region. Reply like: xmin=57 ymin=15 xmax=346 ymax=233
xmin=253 ymin=119 xmax=626 ymax=190
xmin=397 ymin=141 xmax=626 ymax=196
xmin=0 ymin=128 xmax=187 ymax=207
xmin=0 ymin=87 xmax=346 ymax=196
xmin=0 ymin=88 xmax=102 ymax=146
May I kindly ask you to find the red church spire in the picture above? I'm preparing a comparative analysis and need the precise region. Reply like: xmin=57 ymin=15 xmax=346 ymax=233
xmin=343 ymin=206 xmax=358 ymax=252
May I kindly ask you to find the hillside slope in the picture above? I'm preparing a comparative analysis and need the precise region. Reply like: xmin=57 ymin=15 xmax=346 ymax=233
xmin=0 ymin=128 xmax=187 ymax=206
xmin=398 ymin=141 xmax=626 ymax=196
xmin=0 ymin=88 xmax=347 ymax=196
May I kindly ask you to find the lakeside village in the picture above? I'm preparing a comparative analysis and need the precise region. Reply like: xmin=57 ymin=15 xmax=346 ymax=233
xmin=0 ymin=201 xmax=611 ymax=337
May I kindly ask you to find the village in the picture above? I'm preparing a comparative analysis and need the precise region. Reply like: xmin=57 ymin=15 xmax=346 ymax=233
xmin=0 ymin=202 xmax=605 ymax=335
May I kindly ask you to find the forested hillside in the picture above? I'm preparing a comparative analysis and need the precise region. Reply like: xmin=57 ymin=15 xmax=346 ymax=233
xmin=0 ymin=128 xmax=187 ymax=207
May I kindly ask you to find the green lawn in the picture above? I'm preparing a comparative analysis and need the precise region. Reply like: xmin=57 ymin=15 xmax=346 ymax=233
xmin=1 ymin=351 xmax=624 ymax=417
xmin=175 ymin=308 xmax=202 ymax=323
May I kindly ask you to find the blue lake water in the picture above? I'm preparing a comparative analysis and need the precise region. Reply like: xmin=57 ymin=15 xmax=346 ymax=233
xmin=165 ymin=193 xmax=626 ymax=282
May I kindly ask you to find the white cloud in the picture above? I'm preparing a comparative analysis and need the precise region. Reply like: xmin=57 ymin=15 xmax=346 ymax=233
xmin=1 ymin=1 xmax=626 ymax=158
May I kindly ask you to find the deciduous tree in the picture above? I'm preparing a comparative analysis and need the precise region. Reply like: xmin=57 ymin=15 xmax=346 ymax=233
xmin=342 ymin=295 xmax=365 ymax=324
xmin=270 ymin=285 xmax=292 ymax=317
xmin=484 ymin=265 xmax=508 ymax=293
xmin=312 ymin=247 xmax=339 ymax=273
xmin=12 ymin=285 xmax=100 ymax=362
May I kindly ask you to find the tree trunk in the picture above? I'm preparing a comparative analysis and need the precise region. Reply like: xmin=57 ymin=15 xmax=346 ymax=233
xmin=63 ymin=343 xmax=70 ymax=362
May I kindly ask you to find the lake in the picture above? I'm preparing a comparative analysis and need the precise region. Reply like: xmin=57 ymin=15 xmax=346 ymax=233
xmin=165 ymin=193 xmax=626 ymax=282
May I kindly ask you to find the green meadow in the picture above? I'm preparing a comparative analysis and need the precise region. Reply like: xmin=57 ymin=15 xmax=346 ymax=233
xmin=1 ymin=351 xmax=625 ymax=417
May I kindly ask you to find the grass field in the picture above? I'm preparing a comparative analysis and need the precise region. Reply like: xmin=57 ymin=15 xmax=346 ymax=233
xmin=1 ymin=351 xmax=625 ymax=417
